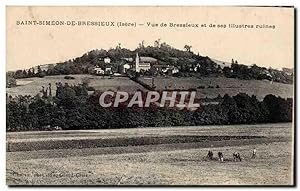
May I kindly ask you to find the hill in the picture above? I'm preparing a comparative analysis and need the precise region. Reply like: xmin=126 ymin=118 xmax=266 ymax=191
xmin=8 ymin=41 xmax=293 ymax=85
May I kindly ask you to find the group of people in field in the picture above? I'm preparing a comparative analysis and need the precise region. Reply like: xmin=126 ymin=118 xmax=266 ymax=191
xmin=206 ymin=148 xmax=256 ymax=162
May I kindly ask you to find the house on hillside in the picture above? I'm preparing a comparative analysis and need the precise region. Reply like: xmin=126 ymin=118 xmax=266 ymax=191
xmin=194 ymin=63 xmax=201 ymax=72
xmin=105 ymin=67 xmax=112 ymax=75
xmin=151 ymin=64 xmax=179 ymax=75
xmin=104 ymin=57 xmax=111 ymax=64
xmin=152 ymin=64 xmax=171 ymax=73
xmin=172 ymin=67 xmax=179 ymax=74
xmin=122 ymin=57 xmax=134 ymax=62
xmin=123 ymin=63 xmax=131 ymax=73
xmin=94 ymin=67 xmax=105 ymax=75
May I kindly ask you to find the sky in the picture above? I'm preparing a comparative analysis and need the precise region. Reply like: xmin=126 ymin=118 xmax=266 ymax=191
xmin=6 ymin=6 xmax=294 ymax=71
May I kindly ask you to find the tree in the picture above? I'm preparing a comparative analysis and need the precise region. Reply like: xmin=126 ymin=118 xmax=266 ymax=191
xmin=14 ymin=70 xmax=24 ymax=79
xmin=22 ymin=70 xmax=28 ymax=78
xmin=263 ymin=94 xmax=291 ymax=122
xmin=6 ymin=75 xmax=16 ymax=88
xmin=27 ymin=69 xmax=33 ymax=77
xmin=117 ymin=43 xmax=122 ymax=49
xmin=36 ymin=66 xmax=46 ymax=78
xmin=37 ymin=65 xmax=42 ymax=74
xmin=139 ymin=40 xmax=145 ymax=48
xmin=184 ymin=45 xmax=192 ymax=52
xmin=154 ymin=39 xmax=161 ymax=47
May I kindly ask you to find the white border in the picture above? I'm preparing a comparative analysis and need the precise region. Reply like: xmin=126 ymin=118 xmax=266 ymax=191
xmin=1 ymin=0 xmax=298 ymax=190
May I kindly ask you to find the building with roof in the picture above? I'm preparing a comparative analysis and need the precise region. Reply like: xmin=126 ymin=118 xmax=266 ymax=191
xmin=104 ymin=57 xmax=111 ymax=64
xmin=135 ymin=52 xmax=157 ymax=72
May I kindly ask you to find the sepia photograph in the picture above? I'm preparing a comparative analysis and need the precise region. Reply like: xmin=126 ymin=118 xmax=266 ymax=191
xmin=6 ymin=6 xmax=295 ymax=186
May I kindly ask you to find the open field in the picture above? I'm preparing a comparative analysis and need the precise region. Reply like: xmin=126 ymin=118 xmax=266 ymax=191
xmin=7 ymin=75 xmax=293 ymax=100
xmin=6 ymin=75 xmax=146 ymax=97
xmin=6 ymin=123 xmax=294 ymax=185
xmin=140 ymin=76 xmax=293 ymax=100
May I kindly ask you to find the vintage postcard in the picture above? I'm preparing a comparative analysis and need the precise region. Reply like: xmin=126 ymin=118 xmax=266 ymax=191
xmin=6 ymin=6 xmax=295 ymax=186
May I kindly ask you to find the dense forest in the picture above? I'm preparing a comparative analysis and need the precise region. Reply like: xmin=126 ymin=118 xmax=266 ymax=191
xmin=6 ymin=83 xmax=293 ymax=132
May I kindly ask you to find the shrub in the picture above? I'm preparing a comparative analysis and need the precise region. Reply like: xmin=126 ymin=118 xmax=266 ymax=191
xmin=64 ymin=76 xmax=75 ymax=80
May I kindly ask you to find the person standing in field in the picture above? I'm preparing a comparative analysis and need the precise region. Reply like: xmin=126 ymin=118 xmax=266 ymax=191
xmin=218 ymin=152 xmax=224 ymax=162
xmin=233 ymin=152 xmax=242 ymax=162
xmin=207 ymin=150 xmax=213 ymax=160
xmin=252 ymin=147 xmax=257 ymax=158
